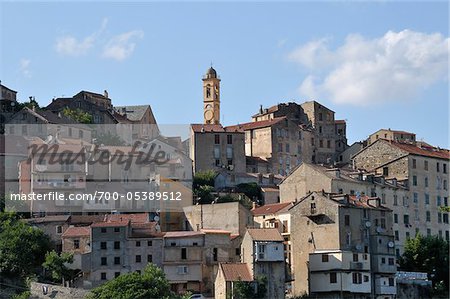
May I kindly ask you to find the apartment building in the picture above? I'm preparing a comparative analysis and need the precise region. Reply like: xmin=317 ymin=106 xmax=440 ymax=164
xmin=368 ymin=129 xmax=416 ymax=145
xmin=279 ymin=162 xmax=411 ymax=255
xmin=241 ymin=228 xmax=286 ymax=299
xmin=162 ymin=229 xmax=233 ymax=296
xmin=288 ymin=191 xmax=396 ymax=298
xmin=353 ymin=139 xmax=450 ymax=244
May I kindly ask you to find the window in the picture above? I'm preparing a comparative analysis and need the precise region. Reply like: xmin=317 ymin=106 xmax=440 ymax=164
xmin=381 ymin=218 xmax=386 ymax=229
xmin=114 ymin=257 xmax=120 ymax=265
xmin=406 ymin=232 xmax=410 ymax=239
xmin=147 ymin=255 xmax=153 ymax=263
xmin=425 ymin=194 xmax=430 ymax=205
xmin=101 ymin=272 xmax=107 ymax=280
xmin=74 ymin=239 xmax=80 ymax=249
xmin=446 ymin=231 xmax=449 ymax=241
xmin=101 ymin=257 xmax=107 ymax=266
xmin=427 ymin=229 xmax=431 ymax=236
xmin=403 ymin=215 xmax=409 ymax=225
xmin=389 ymin=278 xmax=395 ymax=286
xmin=393 ymin=195 xmax=398 ymax=206
xmin=444 ymin=164 xmax=447 ymax=174
xmin=181 ymin=248 xmax=187 ymax=260
xmin=443 ymin=214 xmax=449 ymax=224
xmin=381 ymin=194 xmax=386 ymax=204
xmin=147 ymin=240 xmax=152 ymax=246
xmin=227 ymin=134 xmax=232 ymax=144
xmin=319 ymin=126 xmax=322 ymax=134
xmin=395 ymin=231 xmax=399 ymax=241
xmin=445 ymin=197 xmax=449 ymax=206
xmin=114 ymin=227 xmax=120 ymax=233
xmin=426 ymin=211 xmax=431 ymax=222
xmin=412 ymin=159 xmax=416 ymax=169
xmin=381 ymin=257 xmax=386 ymax=264
xmin=364 ymin=275 xmax=369 ymax=282
xmin=213 ymin=248 xmax=218 ymax=262
xmin=353 ymin=254 xmax=359 ymax=262
xmin=114 ymin=241 xmax=120 ymax=249
xmin=344 ymin=215 xmax=350 ymax=226
xmin=424 ymin=160 xmax=428 ymax=170
xmin=278 ymin=143 xmax=283 ymax=152
xmin=327 ymin=140 xmax=331 ymax=148
xmin=437 ymin=162 xmax=440 ymax=172
xmin=352 ymin=273 xmax=362 ymax=284
xmin=389 ymin=258 xmax=395 ymax=265
xmin=115 ymin=272 xmax=120 ymax=278
xmin=226 ymin=146 xmax=233 ymax=159
xmin=135 ymin=255 xmax=141 ymax=263
xmin=394 ymin=214 xmax=398 ymax=224
xmin=311 ymin=138 xmax=314 ymax=146
xmin=214 ymin=134 xmax=220 ymax=144
xmin=322 ymin=254 xmax=329 ymax=262
xmin=101 ymin=228 xmax=107 ymax=233
xmin=437 ymin=196 xmax=442 ymax=206
xmin=425 ymin=177 xmax=429 ymax=188
xmin=101 ymin=242 xmax=107 ymax=250
xmin=319 ymin=113 xmax=323 ymax=121
xmin=235 ymin=248 xmax=241 ymax=256
xmin=319 ymin=139 xmax=323 ymax=148
xmin=330 ymin=272 xmax=337 ymax=284
xmin=79 ymin=130 xmax=83 ymax=139
xmin=412 ymin=175 xmax=417 ymax=186
xmin=56 ymin=226 xmax=63 ymax=234
xmin=136 ymin=241 xmax=141 ymax=247
xmin=413 ymin=192 xmax=418 ymax=203
xmin=286 ymin=143 xmax=290 ymax=153
xmin=383 ymin=167 xmax=389 ymax=176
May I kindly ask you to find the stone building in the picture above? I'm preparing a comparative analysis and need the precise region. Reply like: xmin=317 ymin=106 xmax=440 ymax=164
xmin=202 ymin=67 xmax=221 ymax=125
xmin=368 ymin=129 xmax=416 ymax=145
xmin=241 ymin=228 xmax=286 ymax=299
xmin=288 ymin=191 xmax=396 ymax=298
xmin=189 ymin=124 xmax=246 ymax=173
xmin=279 ymin=162 xmax=413 ymax=256
xmin=214 ymin=263 xmax=253 ymax=299
xmin=0 ymin=83 xmax=18 ymax=126
xmin=353 ymin=139 xmax=450 ymax=244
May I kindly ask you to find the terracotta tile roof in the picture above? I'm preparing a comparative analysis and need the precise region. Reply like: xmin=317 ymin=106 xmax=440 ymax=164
xmin=91 ymin=220 xmax=130 ymax=227
xmin=106 ymin=213 xmax=149 ymax=224
xmin=388 ymin=140 xmax=449 ymax=160
xmin=335 ymin=119 xmax=346 ymax=124
xmin=25 ymin=215 xmax=70 ymax=224
xmin=164 ymin=231 xmax=205 ymax=238
xmin=252 ymin=202 xmax=291 ymax=216
xmin=247 ymin=228 xmax=284 ymax=242
xmin=201 ymin=229 xmax=231 ymax=234
xmin=330 ymin=194 xmax=391 ymax=211
xmin=220 ymin=263 xmax=253 ymax=282
xmin=230 ymin=234 xmax=240 ymax=240
xmin=70 ymin=215 xmax=106 ymax=225
xmin=191 ymin=124 xmax=243 ymax=133
xmin=226 ymin=117 xmax=286 ymax=131
xmin=62 ymin=226 xmax=90 ymax=237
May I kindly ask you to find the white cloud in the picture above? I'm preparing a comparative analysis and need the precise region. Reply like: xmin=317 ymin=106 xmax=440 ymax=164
xmin=55 ymin=18 xmax=108 ymax=56
xmin=289 ymin=30 xmax=449 ymax=106
xmin=102 ymin=30 xmax=144 ymax=61
xmin=19 ymin=58 xmax=31 ymax=77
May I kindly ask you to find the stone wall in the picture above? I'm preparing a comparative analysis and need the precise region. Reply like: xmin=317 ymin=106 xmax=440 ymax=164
xmin=30 ymin=282 xmax=89 ymax=299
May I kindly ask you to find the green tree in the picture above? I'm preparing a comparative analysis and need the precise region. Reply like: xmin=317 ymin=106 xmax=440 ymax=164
xmin=193 ymin=170 xmax=216 ymax=190
xmin=62 ymin=107 xmax=93 ymax=124
xmin=42 ymin=250 xmax=74 ymax=284
xmin=399 ymin=234 xmax=449 ymax=295
xmin=232 ymin=276 xmax=267 ymax=299
xmin=94 ymin=132 xmax=126 ymax=146
xmin=0 ymin=212 xmax=51 ymax=277
xmin=88 ymin=263 xmax=190 ymax=299
xmin=236 ymin=183 xmax=261 ymax=203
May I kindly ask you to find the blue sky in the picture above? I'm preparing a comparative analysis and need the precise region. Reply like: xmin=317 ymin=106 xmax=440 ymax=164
xmin=1 ymin=1 xmax=448 ymax=147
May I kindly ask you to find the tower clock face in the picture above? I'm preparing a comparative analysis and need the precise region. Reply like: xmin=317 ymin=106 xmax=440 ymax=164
xmin=204 ymin=109 xmax=214 ymax=121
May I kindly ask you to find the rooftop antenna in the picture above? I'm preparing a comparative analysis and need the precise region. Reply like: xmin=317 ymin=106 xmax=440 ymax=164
xmin=210 ymin=61 xmax=213 ymax=68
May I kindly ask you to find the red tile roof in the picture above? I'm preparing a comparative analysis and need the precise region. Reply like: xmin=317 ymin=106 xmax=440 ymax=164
xmin=62 ymin=226 xmax=90 ymax=238
xmin=252 ymin=202 xmax=292 ymax=216
xmin=164 ymin=231 xmax=205 ymax=238
xmin=227 ymin=117 xmax=286 ymax=131
xmin=106 ymin=213 xmax=149 ymax=224
xmin=191 ymin=124 xmax=243 ymax=133
xmin=201 ymin=229 xmax=231 ymax=234
xmin=220 ymin=263 xmax=253 ymax=282
xmin=247 ymin=228 xmax=284 ymax=241
xmin=91 ymin=220 xmax=129 ymax=227
xmin=335 ymin=119 xmax=346 ymax=124
xmin=388 ymin=140 xmax=449 ymax=160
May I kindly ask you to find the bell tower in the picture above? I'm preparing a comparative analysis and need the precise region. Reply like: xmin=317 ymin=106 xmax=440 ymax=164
xmin=202 ymin=66 xmax=220 ymax=124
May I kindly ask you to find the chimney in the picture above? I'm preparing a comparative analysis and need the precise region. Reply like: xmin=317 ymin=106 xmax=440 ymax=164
xmin=252 ymin=201 xmax=257 ymax=210
xmin=104 ymin=90 xmax=109 ymax=98
xmin=259 ymin=104 xmax=263 ymax=114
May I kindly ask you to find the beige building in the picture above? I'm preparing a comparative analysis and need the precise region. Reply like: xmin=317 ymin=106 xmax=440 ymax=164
xmin=241 ymin=228 xmax=285 ymax=299
xmin=202 ymin=67 xmax=221 ymax=125
xmin=214 ymin=263 xmax=253 ymax=299
xmin=353 ymin=139 xmax=450 ymax=245
xmin=189 ymin=124 xmax=246 ymax=173
xmin=279 ymin=162 xmax=415 ymax=256
xmin=162 ymin=229 xmax=233 ymax=296
xmin=288 ymin=191 xmax=396 ymax=298
xmin=368 ymin=129 xmax=416 ymax=145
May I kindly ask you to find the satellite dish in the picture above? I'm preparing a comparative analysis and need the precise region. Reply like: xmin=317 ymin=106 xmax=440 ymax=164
xmin=365 ymin=221 xmax=372 ymax=228
xmin=376 ymin=226 xmax=384 ymax=233
xmin=388 ymin=241 xmax=395 ymax=248
xmin=229 ymin=165 xmax=234 ymax=171
xmin=155 ymin=224 xmax=161 ymax=231
xmin=355 ymin=244 xmax=362 ymax=251
xmin=154 ymin=215 xmax=160 ymax=222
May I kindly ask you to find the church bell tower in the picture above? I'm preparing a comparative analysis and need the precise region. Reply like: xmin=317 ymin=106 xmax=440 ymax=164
xmin=202 ymin=67 xmax=220 ymax=124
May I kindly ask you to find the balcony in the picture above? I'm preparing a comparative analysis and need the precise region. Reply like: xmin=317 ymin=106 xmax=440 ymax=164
xmin=375 ymin=284 xmax=396 ymax=295
xmin=350 ymin=262 xmax=364 ymax=270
